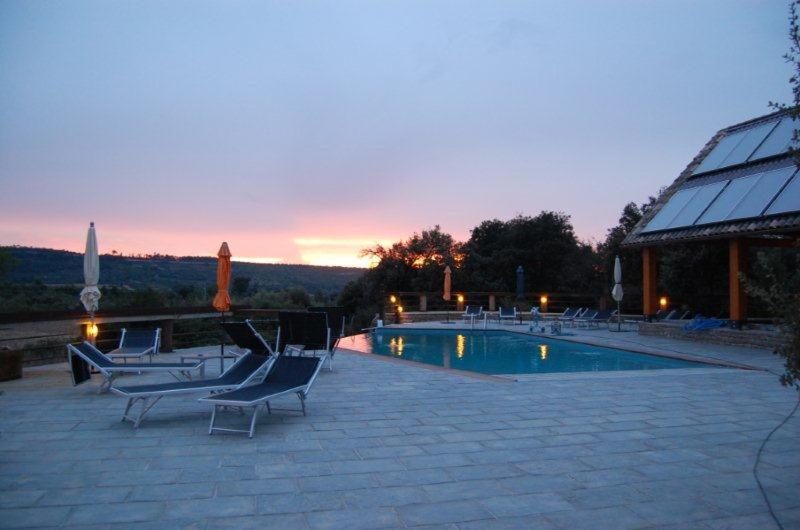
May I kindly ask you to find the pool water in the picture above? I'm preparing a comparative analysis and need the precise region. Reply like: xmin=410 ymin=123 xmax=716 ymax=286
xmin=343 ymin=329 xmax=711 ymax=375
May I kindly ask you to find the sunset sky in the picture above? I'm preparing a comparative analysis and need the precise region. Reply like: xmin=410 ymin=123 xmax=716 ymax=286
xmin=0 ymin=1 xmax=792 ymax=267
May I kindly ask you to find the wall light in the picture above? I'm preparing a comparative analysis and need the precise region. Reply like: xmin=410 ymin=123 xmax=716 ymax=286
xmin=457 ymin=294 xmax=464 ymax=303
xmin=659 ymin=296 xmax=668 ymax=310
xmin=540 ymin=295 xmax=548 ymax=305
xmin=397 ymin=305 xmax=404 ymax=313
xmin=389 ymin=295 xmax=397 ymax=304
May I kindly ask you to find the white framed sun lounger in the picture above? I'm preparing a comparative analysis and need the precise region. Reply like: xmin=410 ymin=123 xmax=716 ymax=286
xmin=110 ymin=352 xmax=273 ymax=428
xmin=67 ymin=342 xmax=202 ymax=393
xmin=107 ymin=328 xmax=161 ymax=363
xmin=200 ymin=354 xmax=326 ymax=438
xmin=498 ymin=307 xmax=517 ymax=325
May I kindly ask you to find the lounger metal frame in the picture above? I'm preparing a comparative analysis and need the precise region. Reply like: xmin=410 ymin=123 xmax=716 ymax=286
xmin=498 ymin=307 xmax=518 ymax=325
xmin=67 ymin=342 xmax=202 ymax=393
xmin=202 ymin=354 xmax=327 ymax=438
xmin=111 ymin=353 xmax=274 ymax=428
xmin=107 ymin=327 xmax=161 ymax=363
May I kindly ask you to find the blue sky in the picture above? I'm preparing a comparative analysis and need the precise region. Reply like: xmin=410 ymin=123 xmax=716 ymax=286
xmin=0 ymin=0 xmax=792 ymax=266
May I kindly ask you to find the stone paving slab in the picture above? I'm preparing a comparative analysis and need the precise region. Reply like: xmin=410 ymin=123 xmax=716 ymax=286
xmin=0 ymin=337 xmax=798 ymax=529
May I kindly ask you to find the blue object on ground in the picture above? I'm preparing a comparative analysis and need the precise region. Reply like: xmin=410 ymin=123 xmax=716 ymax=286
xmin=683 ymin=315 xmax=727 ymax=332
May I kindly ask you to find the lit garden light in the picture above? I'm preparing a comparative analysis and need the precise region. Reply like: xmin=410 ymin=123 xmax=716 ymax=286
xmin=660 ymin=296 xmax=668 ymax=311
xmin=86 ymin=323 xmax=99 ymax=340
xmin=389 ymin=295 xmax=397 ymax=304
xmin=539 ymin=295 xmax=548 ymax=313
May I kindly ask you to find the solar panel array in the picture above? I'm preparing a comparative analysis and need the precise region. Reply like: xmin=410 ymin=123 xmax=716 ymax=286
xmin=692 ymin=116 xmax=797 ymax=175
xmin=643 ymin=166 xmax=800 ymax=233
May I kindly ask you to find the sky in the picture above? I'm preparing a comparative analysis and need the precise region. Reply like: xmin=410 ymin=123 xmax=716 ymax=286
xmin=0 ymin=1 xmax=793 ymax=267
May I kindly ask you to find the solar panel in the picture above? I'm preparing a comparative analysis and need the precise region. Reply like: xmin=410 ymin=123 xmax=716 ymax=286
xmin=765 ymin=171 xmax=800 ymax=215
xmin=725 ymin=166 xmax=796 ymax=220
xmin=643 ymin=187 xmax=700 ymax=232
xmin=664 ymin=180 xmax=728 ymax=229
xmin=692 ymin=132 xmax=747 ymax=175
xmin=750 ymin=117 xmax=798 ymax=161
xmin=697 ymin=175 xmax=759 ymax=225
xmin=719 ymin=120 xmax=779 ymax=167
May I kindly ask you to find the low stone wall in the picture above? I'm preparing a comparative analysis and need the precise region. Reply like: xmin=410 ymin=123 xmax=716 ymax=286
xmin=638 ymin=322 xmax=784 ymax=350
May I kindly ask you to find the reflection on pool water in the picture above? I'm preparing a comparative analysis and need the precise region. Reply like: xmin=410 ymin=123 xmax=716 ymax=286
xmin=341 ymin=328 xmax=712 ymax=375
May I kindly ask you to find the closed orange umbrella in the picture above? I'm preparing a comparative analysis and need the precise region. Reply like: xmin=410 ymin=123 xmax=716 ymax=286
xmin=212 ymin=242 xmax=232 ymax=312
xmin=443 ymin=266 xmax=452 ymax=301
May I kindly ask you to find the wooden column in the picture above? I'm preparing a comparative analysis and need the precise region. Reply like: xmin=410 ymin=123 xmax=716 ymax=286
xmin=729 ymin=239 xmax=747 ymax=327
xmin=160 ymin=319 xmax=174 ymax=352
xmin=642 ymin=247 xmax=658 ymax=320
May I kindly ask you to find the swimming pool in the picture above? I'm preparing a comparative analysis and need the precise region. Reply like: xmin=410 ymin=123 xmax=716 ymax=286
xmin=343 ymin=328 xmax=712 ymax=375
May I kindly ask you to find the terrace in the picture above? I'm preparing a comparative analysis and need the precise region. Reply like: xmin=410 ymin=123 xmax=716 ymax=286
xmin=1 ymin=323 xmax=798 ymax=529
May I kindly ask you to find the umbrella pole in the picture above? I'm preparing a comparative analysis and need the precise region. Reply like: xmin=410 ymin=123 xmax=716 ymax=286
xmin=219 ymin=312 xmax=225 ymax=374
xmin=617 ymin=299 xmax=621 ymax=332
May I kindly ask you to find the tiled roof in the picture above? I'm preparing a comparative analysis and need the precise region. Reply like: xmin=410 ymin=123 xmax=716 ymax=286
xmin=622 ymin=109 xmax=800 ymax=247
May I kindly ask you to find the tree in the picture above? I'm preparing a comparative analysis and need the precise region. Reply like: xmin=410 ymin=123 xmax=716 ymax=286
xmin=461 ymin=212 xmax=597 ymax=294
xmin=744 ymin=0 xmax=800 ymax=389
xmin=232 ymin=276 xmax=252 ymax=297
xmin=0 ymin=250 xmax=15 ymax=280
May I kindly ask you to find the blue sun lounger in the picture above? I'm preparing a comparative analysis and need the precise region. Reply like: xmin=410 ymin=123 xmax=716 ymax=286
xmin=111 ymin=352 xmax=273 ymax=428
xmin=106 ymin=328 xmax=161 ymax=363
xmin=200 ymin=354 xmax=325 ymax=438
xmin=67 ymin=342 xmax=203 ymax=393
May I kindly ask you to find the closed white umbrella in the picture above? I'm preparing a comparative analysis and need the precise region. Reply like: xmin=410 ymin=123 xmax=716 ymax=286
xmin=611 ymin=255 xmax=623 ymax=331
xmin=79 ymin=222 xmax=101 ymax=318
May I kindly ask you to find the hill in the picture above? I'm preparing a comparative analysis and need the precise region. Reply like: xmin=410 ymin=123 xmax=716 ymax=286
xmin=1 ymin=246 xmax=363 ymax=295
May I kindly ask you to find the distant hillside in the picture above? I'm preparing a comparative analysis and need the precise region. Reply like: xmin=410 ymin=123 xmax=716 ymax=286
xmin=1 ymin=247 xmax=363 ymax=294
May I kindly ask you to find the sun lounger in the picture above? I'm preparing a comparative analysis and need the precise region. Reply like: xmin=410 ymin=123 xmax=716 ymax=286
xmin=462 ymin=306 xmax=485 ymax=326
xmin=573 ymin=309 xmax=599 ymax=328
xmin=581 ymin=309 xmax=615 ymax=328
xmin=221 ymin=320 xmax=275 ymax=356
xmin=498 ymin=306 xmax=517 ymax=325
xmin=106 ymin=328 xmax=161 ymax=363
xmin=278 ymin=311 xmax=334 ymax=368
xmin=200 ymin=355 xmax=325 ymax=438
xmin=562 ymin=308 xmax=588 ymax=327
xmin=67 ymin=342 xmax=203 ymax=393
xmin=309 ymin=306 xmax=347 ymax=370
xmin=111 ymin=352 xmax=272 ymax=428
xmin=654 ymin=309 xmax=675 ymax=321
xmin=556 ymin=307 xmax=578 ymax=323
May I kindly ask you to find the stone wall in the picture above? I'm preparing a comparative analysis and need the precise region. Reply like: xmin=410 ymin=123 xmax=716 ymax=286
xmin=638 ymin=322 xmax=784 ymax=350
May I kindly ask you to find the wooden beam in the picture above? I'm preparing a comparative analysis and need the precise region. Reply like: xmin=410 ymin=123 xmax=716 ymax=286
xmin=729 ymin=239 xmax=747 ymax=326
xmin=642 ymin=247 xmax=658 ymax=318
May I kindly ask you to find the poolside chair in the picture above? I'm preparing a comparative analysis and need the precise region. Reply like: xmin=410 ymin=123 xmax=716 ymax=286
xmin=277 ymin=311 xmax=333 ymax=368
xmin=67 ymin=342 xmax=203 ymax=393
xmin=582 ymin=309 xmax=615 ymax=329
xmin=556 ymin=307 xmax=578 ymax=323
xmin=573 ymin=309 xmax=599 ymax=328
xmin=462 ymin=306 xmax=485 ymax=326
xmin=666 ymin=310 xmax=691 ymax=321
xmin=309 ymin=305 xmax=347 ymax=355
xmin=200 ymin=354 xmax=325 ymax=438
xmin=654 ymin=309 xmax=675 ymax=321
xmin=111 ymin=352 xmax=273 ymax=428
xmin=107 ymin=328 xmax=161 ymax=363
xmin=498 ymin=306 xmax=518 ymax=325
xmin=561 ymin=308 xmax=587 ymax=327
xmin=221 ymin=320 xmax=275 ymax=357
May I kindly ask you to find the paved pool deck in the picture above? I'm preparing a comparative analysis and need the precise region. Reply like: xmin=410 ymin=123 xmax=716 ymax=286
xmin=0 ymin=327 xmax=799 ymax=529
